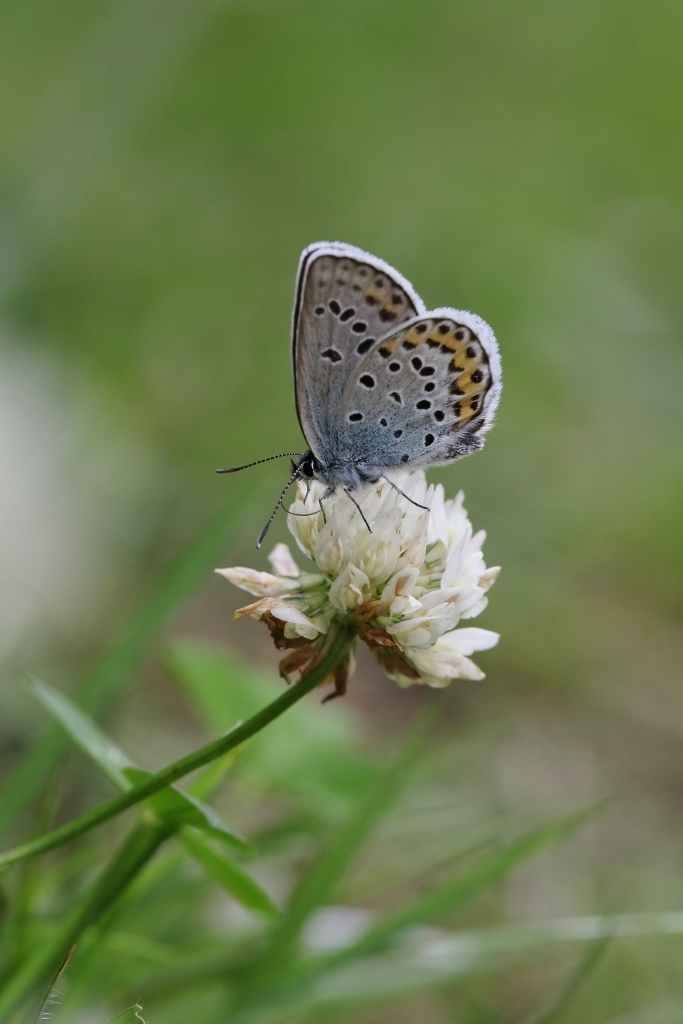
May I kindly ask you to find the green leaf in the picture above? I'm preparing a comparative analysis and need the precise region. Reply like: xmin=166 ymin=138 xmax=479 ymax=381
xmin=166 ymin=641 xmax=375 ymax=815
xmin=30 ymin=676 xmax=135 ymax=790
xmin=181 ymin=827 xmax=279 ymax=918
xmin=103 ymin=1006 xmax=146 ymax=1024
xmin=124 ymin=768 xmax=251 ymax=853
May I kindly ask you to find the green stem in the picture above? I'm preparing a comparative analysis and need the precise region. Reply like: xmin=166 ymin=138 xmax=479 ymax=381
xmin=0 ymin=822 xmax=171 ymax=1023
xmin=0 ymin=628 xmax=354 ymax=873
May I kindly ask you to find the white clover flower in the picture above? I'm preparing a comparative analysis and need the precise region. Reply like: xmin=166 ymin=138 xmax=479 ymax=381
xmin=217 ymin=472 xmax=499 ymax=697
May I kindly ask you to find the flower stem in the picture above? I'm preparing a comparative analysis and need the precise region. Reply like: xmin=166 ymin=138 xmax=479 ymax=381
xmin=0 ymin=628 xmax=354 ymax=873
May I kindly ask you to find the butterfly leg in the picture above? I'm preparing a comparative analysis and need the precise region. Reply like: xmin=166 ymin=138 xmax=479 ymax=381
xmin=343 ymin=488 xmax=372 ymax=534
xmin=380 ymin=475 xmax=430 ymax=512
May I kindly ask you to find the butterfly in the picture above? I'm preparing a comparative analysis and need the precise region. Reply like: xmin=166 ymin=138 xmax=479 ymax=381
xmin=219 ymin=241 xmax=501 ymax=546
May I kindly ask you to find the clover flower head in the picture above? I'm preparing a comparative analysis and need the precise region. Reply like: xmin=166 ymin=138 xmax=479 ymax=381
xmin=217 ymin=471 xmax=500 ymax=696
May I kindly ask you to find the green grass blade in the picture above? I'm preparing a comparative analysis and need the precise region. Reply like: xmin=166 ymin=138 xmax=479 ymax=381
xmin=0 ymin=485 xmax=262 ymax=837
xmin=280 ymin=912 xmax=653 ymax=1014
xmin=225 ymin=810 xmax=597 ymax=1023
xmin=323 ymin=807 xmax=597 ymax=970
xmin=181 ymin=827 xmax=278 ymax=919
xmin=0 ymin=824 xmax=168 ymax=1021
xmin=262 ymin=694 xmax=444 ymax=969
xmin=30 ymin=676 xmax=135 ymax=790
xmin=102 ymin=1005 xmax=147 ymax=1024
xmin=522 ymin=936 xmax=611 ymax=1024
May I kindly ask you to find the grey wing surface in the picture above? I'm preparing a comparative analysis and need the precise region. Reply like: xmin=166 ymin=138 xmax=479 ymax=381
xmin=335 ymin=308 xmax=502 ymax=471
xmin=292 ymin=242 xmax=425 ymax=463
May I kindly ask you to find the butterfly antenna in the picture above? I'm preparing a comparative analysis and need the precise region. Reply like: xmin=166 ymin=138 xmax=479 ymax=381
xmin=217 ymin=452 xmax=302 ymax=474
xmin=257 ymin=467 xmax=301 ymax=548
xmin=380 ymin=475 xmax=430 ymax=511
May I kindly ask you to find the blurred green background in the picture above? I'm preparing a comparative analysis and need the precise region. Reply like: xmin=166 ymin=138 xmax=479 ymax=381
xmin=1 ymin=0 xmax=682 ymax=1020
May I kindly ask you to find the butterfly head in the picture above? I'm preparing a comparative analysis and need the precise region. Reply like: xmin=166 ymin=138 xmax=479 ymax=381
xmin=293 ymin=451 xmax=321 ymax=481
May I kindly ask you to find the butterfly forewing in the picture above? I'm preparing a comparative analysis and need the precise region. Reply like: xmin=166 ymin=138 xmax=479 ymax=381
xmin=334 ymin=309 xmax=501 ymax=470
xmin=292 ymin=242 xmax=424 ymax=463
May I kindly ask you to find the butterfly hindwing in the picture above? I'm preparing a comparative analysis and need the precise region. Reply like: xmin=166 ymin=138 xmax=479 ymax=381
xmin=292 ymin=242 xmax=424 ymax=463
xmin=333 ymin=309 xmax=501 ymax=470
